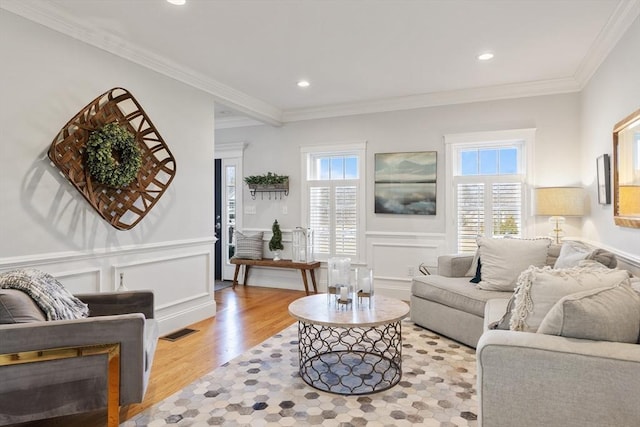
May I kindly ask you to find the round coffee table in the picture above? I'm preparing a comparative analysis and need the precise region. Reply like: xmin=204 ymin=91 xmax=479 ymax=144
xmin=288 ymin=294 xmax=410 ymax=395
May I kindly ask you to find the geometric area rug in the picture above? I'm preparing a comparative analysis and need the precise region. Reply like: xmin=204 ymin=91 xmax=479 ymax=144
xmin=122 ymin=320 xmax=478 ymax=426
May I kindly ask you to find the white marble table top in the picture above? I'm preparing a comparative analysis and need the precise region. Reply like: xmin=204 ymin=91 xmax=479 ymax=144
xmin=288 ymin=294 xmax=410 ymax=327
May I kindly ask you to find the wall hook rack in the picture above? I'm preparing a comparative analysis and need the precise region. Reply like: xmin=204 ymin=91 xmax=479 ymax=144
xmin=249 ymin=188 xmax=289 ymax=200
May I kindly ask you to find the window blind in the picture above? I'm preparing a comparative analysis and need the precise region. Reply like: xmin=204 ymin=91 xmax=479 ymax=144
xmin=492 ymin=182 xmax=522 ymax=238
xmin=335 ymin=186 xmax=357 ymax=256
xmin=309 ymin=186 xmax=330 ymax=255
xmin=457 ymin=183 xmax=485 ymax=253
xmin=456 ymin=181 xmax=522 ymax=252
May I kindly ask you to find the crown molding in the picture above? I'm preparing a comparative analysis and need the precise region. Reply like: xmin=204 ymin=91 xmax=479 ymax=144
xmin=574 ymin=0 xmax=640 ymax=87
xmin=215 ymin=115 xmax=266 ymax=130
xmin=281 ymin=77 xmax=582 ymax=122
xmin=3 ymin=0 xmax=637 ymax=127
xmin=0 ymin=0 xmax=283 ymax=126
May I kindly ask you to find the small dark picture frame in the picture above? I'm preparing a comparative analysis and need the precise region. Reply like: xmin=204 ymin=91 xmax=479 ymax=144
xmin=597 ymin=154 xmax=611 ymax=205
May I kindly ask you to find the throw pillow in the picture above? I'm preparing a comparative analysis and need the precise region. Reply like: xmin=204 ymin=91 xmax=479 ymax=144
xmin=546 ymin=243 xmax=562 ymax=267
xmin=469 ymin=257 xmax=482 ymax=284
xmin=537 ymin=281 xmax=640 ymax=343
xmin=234 ymin=231 xmax=264 ymax=260
xmin=553 ymin=241 xmax=591 ymax=269
xmin=0 ymin=289 xmax=47 ymax=324
xmin=510 ymin=263 xmax=631 ymax=332
xmin=585 ymin=248 xmax=617 ymax=269
xmin=465 ymin=249 xmax=480 ymax=277
xmin=488 ymin=294 xmax=515 ymax=330
xmin=476 ymin=237 xmax=552 ymax=291
xmin=0 ymin=269 xmax=88 ymax=320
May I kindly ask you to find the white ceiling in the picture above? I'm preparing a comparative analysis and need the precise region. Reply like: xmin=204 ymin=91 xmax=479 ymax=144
xmin=3 ymin=0 xmax=639 ymax=127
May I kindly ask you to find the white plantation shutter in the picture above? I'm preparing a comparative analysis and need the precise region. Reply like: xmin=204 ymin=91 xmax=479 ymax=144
xmin=446 ymin=129 xmax=533 ymax=253
xmin=309 ymin=186 xmax=330 ymax=254
xmin=455 ymin=180 xmax=523 ymax=252
xmin=309 ymin=183 xmax=358 ymax=257
xmin=492 ymin=182 xmax=521 ymax=237
xmin=457 ymin=183 xmax=484 ymax=253
xmin=302 ymin=144 xmax=365 ymax=261
xmin=335 ymin=186 xmax=357 ymax=255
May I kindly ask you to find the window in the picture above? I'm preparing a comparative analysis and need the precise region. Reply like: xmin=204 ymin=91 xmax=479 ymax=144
xmin=445 ymin=129 xmax=534 ymax=253
xmin=301 ymin=143 xmax=366 ymax=261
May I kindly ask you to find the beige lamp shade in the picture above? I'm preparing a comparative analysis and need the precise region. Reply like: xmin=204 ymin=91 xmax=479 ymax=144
xmin=534 ymin=187 xmax=585 ymax=217
xmin=535 ymin=187 xmax=585 ymax=244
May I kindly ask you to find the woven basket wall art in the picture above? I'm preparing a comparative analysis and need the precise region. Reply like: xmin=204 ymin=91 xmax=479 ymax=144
xmin=48 ymin=87 xmax=177 ymax=230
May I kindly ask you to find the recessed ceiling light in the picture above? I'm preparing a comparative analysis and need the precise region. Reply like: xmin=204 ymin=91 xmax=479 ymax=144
xmin=297 ymin=80 xmax=310 ymax=88
xmin=478 ymin=52 xmax=494 ymax=61
xmin=167 ymin=0 xmax=186 ymax=5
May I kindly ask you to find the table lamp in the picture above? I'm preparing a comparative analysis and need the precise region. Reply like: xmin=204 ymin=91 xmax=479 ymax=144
xmin=534 ymin=187 xmax=585 ymax=244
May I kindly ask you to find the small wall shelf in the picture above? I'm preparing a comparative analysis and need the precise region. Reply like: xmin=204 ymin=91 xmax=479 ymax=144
xmin=248 ymin=183 xmax=289 ymax=200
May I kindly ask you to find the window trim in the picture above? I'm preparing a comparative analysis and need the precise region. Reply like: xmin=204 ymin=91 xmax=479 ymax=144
xmin=444 ymin=129 xmax=535 ymax=253
xmin=301 ymin=141 xmax=367 ymax=262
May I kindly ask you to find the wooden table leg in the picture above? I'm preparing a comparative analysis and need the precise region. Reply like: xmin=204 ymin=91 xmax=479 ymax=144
xmin=300 ymin=270 xmax=310 ymax=295
xmin=309 ymin=268 xmax=318 ymax=294
xmin=232 ymin=264 xmax=241 ymax=289
xmin=243 ymin=265 xmax=251 ymax=286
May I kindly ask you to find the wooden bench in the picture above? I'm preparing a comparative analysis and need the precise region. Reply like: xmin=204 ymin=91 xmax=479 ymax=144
xmin=230 ymin=258 xmax=321 ymax=295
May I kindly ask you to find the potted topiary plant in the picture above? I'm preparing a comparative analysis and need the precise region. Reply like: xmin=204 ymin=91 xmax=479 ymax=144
xmin=269 ymin=219 xmax=284 ymax=261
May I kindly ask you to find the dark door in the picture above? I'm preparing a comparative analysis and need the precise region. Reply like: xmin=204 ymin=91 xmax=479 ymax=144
xmin=214 ymin=159 xmax=222 ymax=281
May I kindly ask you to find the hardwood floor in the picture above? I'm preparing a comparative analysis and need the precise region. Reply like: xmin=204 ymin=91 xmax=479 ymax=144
xmin=18 ymin=286 xmax=307 ymax=427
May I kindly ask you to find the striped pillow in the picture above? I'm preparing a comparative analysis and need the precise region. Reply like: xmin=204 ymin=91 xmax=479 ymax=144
xmin=234 ymin=231 xmax=264 ymax=260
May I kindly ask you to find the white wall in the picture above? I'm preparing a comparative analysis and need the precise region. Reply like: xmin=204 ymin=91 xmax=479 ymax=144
xmin=580 ymin=15 xmax=640 ymax=261
xmin=217 ymin=92 xmax=583 ymax=299
xmin=0 ymin=11 xmax=216 ymax=334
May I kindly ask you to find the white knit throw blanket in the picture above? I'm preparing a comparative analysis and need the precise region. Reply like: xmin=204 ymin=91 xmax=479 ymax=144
xmin=0 ymin=269 xmax=89 ymax=320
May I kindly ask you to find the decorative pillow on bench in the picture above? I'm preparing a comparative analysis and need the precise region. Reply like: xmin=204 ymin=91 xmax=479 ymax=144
xmin=234 ymin=231 xmax=264 ymax=260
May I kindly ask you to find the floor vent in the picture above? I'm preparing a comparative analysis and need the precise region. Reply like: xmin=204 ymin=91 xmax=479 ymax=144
xmin=161 ymin=328 xmax=198 ymax=342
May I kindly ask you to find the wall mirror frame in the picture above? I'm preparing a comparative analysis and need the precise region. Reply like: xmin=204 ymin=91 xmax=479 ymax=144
xmin=612 ymin=108 xmax=640 ymax=228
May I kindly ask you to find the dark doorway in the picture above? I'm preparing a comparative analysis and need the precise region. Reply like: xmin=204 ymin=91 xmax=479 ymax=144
xmin=214 ymin=158 xmax=222 ymax=281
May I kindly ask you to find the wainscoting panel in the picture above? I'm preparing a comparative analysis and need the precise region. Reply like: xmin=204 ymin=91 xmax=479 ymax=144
xmin=0 ymin=238 xmax=216 ymax=335
xmin=227 ymin=231 xmax=448 ymax=302
xmin=53 ymin=267 xmax=102 ymax=294
xmin=367 ymin=232 xmax=447 ymax=301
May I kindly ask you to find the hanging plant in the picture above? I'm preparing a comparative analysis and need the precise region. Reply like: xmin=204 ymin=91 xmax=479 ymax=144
xmin=244 ymin=172 xmax=288 ymax=186
xmin=85 ymin=122 xmax=142 ymax=188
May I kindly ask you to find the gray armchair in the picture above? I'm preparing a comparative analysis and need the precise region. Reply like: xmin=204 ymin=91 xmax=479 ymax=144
xmin=0 ymin=290 xmax=158 ymax=426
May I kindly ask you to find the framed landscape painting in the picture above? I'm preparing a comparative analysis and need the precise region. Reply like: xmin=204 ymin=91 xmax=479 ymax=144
xmin=375 ymin=151 xmax=437 ymax=215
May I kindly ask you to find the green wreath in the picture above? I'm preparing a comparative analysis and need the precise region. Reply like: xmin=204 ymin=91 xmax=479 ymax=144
xmin=86 ymin=123 xmax=142 ymax=188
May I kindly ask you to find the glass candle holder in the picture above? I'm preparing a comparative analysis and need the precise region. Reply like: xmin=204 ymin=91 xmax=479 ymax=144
xmin=292 ymin=227 xmax=314 ymax=263
xmin=355 ymin=267 xmax=374 ymax=309
xmin=327 ymin=257 xmax=351 ymax=308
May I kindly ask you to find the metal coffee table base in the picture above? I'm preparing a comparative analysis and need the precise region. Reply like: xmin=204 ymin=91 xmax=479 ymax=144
xmin=296 ymin=320 xmax=403 ymax=395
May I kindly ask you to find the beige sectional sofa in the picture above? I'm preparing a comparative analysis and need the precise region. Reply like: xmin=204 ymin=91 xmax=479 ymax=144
xmin=477 ymin=298 xmax=640 ymax=427
xmin=410 ymin=240 xmax=563 ymax=348
xmin=410 ymin=251 xmax=514 ymax=348
xmin=410 ymin=239 xmax=640 ymax=427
